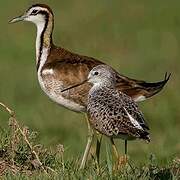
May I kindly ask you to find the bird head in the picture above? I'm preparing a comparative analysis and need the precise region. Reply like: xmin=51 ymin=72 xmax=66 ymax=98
xmin=9 ymin=4 xmax=53 ymax=26
xmin=87 ymin=65 xmax=116 ymax=86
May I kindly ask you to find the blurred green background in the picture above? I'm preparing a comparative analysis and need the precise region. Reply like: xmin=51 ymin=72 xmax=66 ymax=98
xmin=0 ymin=0 xmax=179 ymax=165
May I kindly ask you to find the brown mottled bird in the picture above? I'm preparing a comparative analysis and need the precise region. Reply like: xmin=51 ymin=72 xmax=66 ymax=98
xmin=9 ymin=4 xmax=170 ymax=169
xmin=62 ymin=64 xmax=150 ymax=164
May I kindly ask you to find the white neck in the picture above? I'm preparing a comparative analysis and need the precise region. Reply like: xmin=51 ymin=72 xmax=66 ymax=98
xmin=36 ymin=22 xmax=46 ymax=64
xmin=36 ymin=21 xmax=51 ymax=91
xmin=35 ymin=22 xmax=53 ymax=76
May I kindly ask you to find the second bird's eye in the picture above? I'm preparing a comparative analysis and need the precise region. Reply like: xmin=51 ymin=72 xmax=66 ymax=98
xmin=31 ymin=9 xmax=38 ymax=15
xmin=94 ymin=71 xmax=99 ymax=75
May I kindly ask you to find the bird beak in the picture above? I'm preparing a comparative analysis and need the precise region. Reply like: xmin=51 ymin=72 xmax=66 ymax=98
xmin=61 ymin=79 xmax=88 ymax=93
xmin=9 ymin=14 xmax=26 ymax=24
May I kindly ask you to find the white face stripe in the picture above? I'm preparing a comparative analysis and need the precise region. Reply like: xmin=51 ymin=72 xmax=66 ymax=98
xmin=123 ymin=107 xmax=143 ymax=130
xmin=25 ymin=7 xmax=49 ymax=24
xmin=27 ymin=6 xmax=49 ymax=15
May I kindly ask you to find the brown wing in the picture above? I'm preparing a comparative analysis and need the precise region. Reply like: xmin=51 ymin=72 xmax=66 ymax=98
xmin=43 ymin=46 xmax=170 ymax=106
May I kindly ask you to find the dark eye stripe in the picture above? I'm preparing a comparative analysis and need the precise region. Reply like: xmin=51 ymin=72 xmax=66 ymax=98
xmin=31 ymin=9 xmax=38 ymax=15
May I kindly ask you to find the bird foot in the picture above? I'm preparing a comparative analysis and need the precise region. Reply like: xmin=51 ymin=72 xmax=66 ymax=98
xmin=114 ymin=155 xmax=128 ymax=170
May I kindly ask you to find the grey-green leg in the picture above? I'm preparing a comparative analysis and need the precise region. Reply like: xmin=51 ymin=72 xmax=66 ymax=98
xmin=123 ymin=140 xmax=128 ymax=165
xmin=110 ymin=138 xmax=119 ymax=160
xmin=125 ymin=140 xmax=127 ymax=155
xmin=96 ymin=133 xmax=102 ymax=164
xmin=80 ymin=116 xmax=94 ymax=169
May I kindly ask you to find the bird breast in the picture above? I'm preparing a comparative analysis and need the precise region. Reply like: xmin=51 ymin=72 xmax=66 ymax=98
xmin=38 ymin=68 xmax=86 ymax=112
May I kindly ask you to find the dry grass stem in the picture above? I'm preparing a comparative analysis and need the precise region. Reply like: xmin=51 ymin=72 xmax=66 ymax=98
xmin=0 ymin=101 xmax=48 ymax=174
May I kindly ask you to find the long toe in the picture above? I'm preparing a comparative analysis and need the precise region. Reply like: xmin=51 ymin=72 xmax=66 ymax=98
xmin=117 ymin=155 xmax=128 ymax=170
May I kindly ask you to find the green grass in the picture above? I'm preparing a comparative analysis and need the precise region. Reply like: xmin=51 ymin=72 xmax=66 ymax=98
xmin=0 ymin=0 xmax=180 ymax=178
xmin=0 ymin=111 xmax=179 ymax=179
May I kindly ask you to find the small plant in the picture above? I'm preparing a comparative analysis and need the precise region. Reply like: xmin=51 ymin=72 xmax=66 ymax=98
xmin=0 ymin=102 xmax=64 ymax=176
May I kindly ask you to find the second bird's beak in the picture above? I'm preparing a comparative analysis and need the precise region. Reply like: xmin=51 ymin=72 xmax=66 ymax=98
xmin=9 ymin=15 xmax=26 ymax=24
xmin=61 ymin=79 xmax=88 ymax=93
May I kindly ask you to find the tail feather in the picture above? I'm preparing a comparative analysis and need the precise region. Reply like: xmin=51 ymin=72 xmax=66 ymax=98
xmin=139 ymin=131 xmax=150 ymax=143
xmin=138 ymin=72 xmax=171 ymax=98
xmin=116 ymin=72 xmax=171 ymax=102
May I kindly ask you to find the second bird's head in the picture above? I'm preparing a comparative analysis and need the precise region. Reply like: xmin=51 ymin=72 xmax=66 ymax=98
xmin=87 ymin=65 xmax=116 ymax=85
xmin=9 ymin=4 xmax=53 ymax=26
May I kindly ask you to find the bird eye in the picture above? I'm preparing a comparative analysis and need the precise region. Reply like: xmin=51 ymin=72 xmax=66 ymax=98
xmin=94 ymin=71 xmax=99 ymax=76
xmin=31 ymin=9 xmax=38 ymax=15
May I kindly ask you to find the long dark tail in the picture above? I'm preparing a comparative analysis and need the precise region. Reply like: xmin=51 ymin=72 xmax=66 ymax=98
xmin=137 ymin=72 xmax=171 ymax=98
xmin=118 ymin=72 xmax=171 ymax=102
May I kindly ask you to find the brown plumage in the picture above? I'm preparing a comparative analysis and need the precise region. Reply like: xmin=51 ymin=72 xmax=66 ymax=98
xmin=42 ymin=46 xmax=170 ymax=110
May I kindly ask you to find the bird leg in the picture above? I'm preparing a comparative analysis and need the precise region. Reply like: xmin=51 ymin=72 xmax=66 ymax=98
xmin=110 ymin=138 xmax=121 ymax=170
xmin=80 ymin=115 xmax=94 ymax=169
xmin=110 ymin=139 xmax=129 ymax=170
xmin=95 ymin=132 xmax=102 ymax=165
xmin=110 ymin=138 xmax=119 ymax=160
xmin=118 ymin=140 xmax=128 ymax=167
xmin=125 ymin=140 xmax=127 ymax=155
